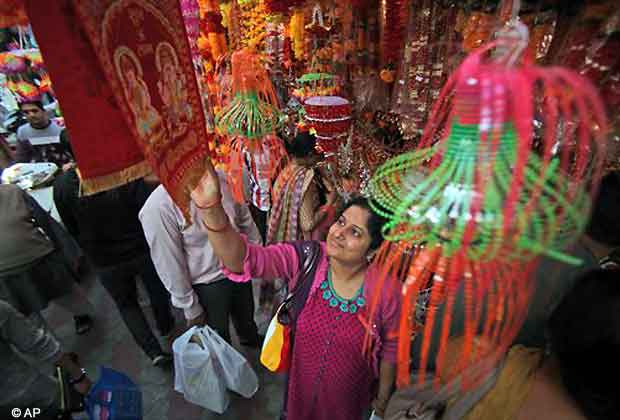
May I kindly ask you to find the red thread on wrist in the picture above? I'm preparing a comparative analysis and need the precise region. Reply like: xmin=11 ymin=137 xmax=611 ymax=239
xmin=193 ymin=194 xmax=222 ymax=210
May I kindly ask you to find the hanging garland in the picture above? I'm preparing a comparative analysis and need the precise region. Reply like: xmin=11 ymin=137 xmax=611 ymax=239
xmin=200 ymin=0 xmax=228 ymax=60
xmin=381 ymin=0 xmax=407 ymax=76
xmin=264 ymin=0 xmax=305 ymax=16
xmin=289 ymin=8 xmax=305 ymax=60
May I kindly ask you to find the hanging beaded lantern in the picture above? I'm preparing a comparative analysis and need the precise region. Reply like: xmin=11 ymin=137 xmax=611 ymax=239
xmin=366 ymin=27 xmax=608 ymax=389
xmin=214 ymin=48 xmax=281 ymax=139
xmin=368 ymin=34 xmax=607 ymax=265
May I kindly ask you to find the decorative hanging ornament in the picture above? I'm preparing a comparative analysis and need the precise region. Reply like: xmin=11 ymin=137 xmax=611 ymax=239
xmin=9 ymin=80 xmax=41 ymax=101
xmin=305 ymin=4 xmax=331 ymax=38
xmin=0 ymin=52 xmax=27 ymax=74
xmin=201 ymin=0 xmax=228 ymax=60
xmin=303 ymin=96 xmax=352 ymax=153
xmin=366 ymin=23 xmax=608 ymax=389
xmin=264 ymin=0 xmax=305 ymax=15
xmin=214 ymin=48 xmax=281 ymax=139
xmin=24 ymin=50 xmax=45 ymax=72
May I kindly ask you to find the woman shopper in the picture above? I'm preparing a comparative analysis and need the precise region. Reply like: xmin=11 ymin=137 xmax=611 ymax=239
xmin=191 ymin=162 xmax=400 ymax=419
xmin=267 ymin=130 xmax=338 ymax=244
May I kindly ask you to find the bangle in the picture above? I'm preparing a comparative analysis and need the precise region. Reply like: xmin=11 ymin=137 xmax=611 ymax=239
xmin=193 ymin=194 xmax=222 ymax=210
xmin=203 ymin=220 xmax=230 ymax=232
xmin=69 ymin=368 xmax=87 ymax=385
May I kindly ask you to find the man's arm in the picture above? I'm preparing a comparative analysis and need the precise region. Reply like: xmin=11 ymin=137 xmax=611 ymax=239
xmin=140 ymin=193 xmax=204 ymax=322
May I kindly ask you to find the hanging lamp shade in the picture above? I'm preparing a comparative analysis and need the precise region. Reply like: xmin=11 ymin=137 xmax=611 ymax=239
xmin=369 ymin=35 xmax=607 ymax=265
xmin=214 ymin=49 xmax=285 ymax=203
xmin=366 ymin=26 xmax=608 ymax=389
xmin=214 ymin=48 xmax=280 ymax=139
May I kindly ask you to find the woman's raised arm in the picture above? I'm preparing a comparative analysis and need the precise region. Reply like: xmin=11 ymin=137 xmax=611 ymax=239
xmin=190 ymin=161 xmax=246 ymax=273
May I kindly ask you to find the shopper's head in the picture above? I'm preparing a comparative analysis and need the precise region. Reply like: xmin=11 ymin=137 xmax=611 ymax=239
xmin=326 ymin=196 xmax=386 ymax=265
xmin=549 ymin=269 xmax=620 ymax=420
xmin=19 ymin=101 xmax=49 ymax=129
xmin=287 ymin=131 xmax=318 ymax=164
xmin=586 ymin=171 xmax=620 ymax=247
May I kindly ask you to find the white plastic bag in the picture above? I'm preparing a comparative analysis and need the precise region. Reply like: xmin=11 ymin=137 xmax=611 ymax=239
xmin=172 ymin=326 xmax=230 ymax=413
xmin=200 ymin=326 xmax=259 ymax=398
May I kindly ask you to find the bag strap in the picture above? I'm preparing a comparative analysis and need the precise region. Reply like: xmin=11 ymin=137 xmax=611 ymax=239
xmin=279 ymin=241 xmax=321 ymax=420
xmin=288 ymin=241 xmax=322 ymax=325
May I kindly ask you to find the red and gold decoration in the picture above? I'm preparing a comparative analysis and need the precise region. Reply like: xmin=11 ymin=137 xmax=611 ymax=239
xmin=380 ymin=0 xmax=407 ymax=71
xmin=200 ymin=0 xmax=228 ymax=60
xmin=304 ymin=95 xmax=352 ymax=153
xmin=0 ymin=0 xmax=28 ymax=28
xmin=24 ymin=0 xmax=150 ymax=195
xmin=68 ymin=0 xmax=211 ymax=217
xmin=462 ymin=10 xmax=493 ymax=52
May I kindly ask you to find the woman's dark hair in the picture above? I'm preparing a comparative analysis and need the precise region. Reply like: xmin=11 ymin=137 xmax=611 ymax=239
xmin=340 ymin=196 xmax=387 ymax=251
xmin=286 ymin=131 xmax=317 ymax=159
xmin=548 ymin=269 xmax=620 ymax=420
xmin=18 ymin=100 xmax=45 ymax=111
xmin=586 ymin=171 xmax=620 ymax=247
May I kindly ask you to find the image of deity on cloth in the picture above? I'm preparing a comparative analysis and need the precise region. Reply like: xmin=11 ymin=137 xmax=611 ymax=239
xmin=156 ymin=41 xmax=193 ymax=138
xmin=114 ymin=46 xmax=164 ymax=143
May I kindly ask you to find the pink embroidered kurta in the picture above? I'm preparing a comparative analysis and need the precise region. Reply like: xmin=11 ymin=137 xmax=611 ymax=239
xmin=224 ymin=238 xmax=401 ymax=420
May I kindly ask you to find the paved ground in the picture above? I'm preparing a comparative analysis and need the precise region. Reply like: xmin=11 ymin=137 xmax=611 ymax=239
xmin=43 ymin=274 xmax=285 ymax=420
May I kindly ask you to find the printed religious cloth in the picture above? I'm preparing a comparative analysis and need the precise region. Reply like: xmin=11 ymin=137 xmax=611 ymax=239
xmin=25 ymin=0 xmax=151 ymax=192
xmin=73 ymin=0 xmax=213 ymax=217
xmin=27 ymin=0 xmax=213 ymax=217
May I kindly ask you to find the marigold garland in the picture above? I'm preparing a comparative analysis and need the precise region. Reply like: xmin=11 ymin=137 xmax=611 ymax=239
xmin=289 ymin=9 xmax=305 ymax=60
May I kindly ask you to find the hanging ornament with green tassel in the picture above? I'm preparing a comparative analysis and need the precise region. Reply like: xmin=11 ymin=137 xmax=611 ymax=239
xmin=215 ymin=48 xmax=281 ymax=139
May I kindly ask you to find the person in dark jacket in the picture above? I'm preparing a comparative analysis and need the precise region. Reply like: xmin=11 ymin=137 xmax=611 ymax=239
xmin=54 ymin=168 xmax=174 ymax=366
xmin=0 ymin=184 xmax=93 ymax=335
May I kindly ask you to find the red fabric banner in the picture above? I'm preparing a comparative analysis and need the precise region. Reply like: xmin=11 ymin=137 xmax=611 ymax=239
xmin=25 ymin=0 xmax=150 ymax=192
xmin=73 ymin=0 xmax=212 ymax=216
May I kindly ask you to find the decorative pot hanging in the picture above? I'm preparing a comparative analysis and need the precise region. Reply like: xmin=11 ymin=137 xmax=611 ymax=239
xmin=303 ymin=95 xmax=352 ymax=153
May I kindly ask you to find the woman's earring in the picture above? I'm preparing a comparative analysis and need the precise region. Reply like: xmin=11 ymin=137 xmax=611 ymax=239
xmin=366 ymin=253 xmax=374 ymax=263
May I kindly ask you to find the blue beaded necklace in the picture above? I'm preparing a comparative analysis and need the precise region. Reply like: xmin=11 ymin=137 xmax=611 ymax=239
xmin=320 ymin=269 xmax=365 ymax=314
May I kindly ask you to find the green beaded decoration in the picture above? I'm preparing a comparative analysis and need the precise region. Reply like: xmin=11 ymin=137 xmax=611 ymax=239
xmin=367 ymin=119 xmax=590 ymax=264
xmin=215 ymin=92 xmax=281 ymax=139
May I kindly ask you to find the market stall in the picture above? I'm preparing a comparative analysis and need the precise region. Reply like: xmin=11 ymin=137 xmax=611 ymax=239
xmin=0 ymin=0 xmax=618 ymax=412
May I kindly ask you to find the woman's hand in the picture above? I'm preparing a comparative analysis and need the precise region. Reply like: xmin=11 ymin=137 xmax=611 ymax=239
xmin=190 ymin=160 xmax=222 ymax=208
